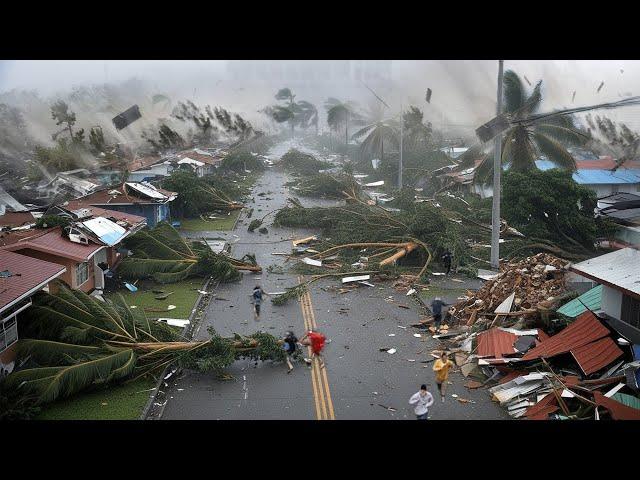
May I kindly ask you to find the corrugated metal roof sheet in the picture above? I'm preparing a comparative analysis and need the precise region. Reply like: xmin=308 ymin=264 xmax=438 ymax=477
xmin=81 ymin=217 xmax=127 ymax=246
xmin=573 ymin=169 xmax=640 ymax=185
xmin=612 ymin=392 xmax=640 ymax=410
xmin=477 ymin=328 xmax=518 ymax=358
xmin=571 ymin=336 xmax=623 ymax=375
xmin=521 ymin=311 xmax=610 ymax=361
xmin=557 ymin=285 xmax=603 ymax=318
xmin=524 ymin=393 xmax=558 ymax=420
xmin=570 ymin=247 xmax=640 ymax=297
xmin=0 ymin=250 xmax=66 ymax=312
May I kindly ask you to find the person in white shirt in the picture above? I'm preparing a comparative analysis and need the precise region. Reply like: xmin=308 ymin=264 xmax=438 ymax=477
xmin=409 ymin=384 xmax=435 ymax=420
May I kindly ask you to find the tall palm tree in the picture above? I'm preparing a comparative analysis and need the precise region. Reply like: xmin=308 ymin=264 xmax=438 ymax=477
xmin=473 ymin=70 xmax=588 ymax=183
xmin=273 ymin=88 xmax=298 ymax=138
xmin=296 ymin=101 xmax=319 ymax=135
xmin=325 ymin=98 xmax=359 ymax=148
xmin=351 ymin=120 xmax=400 ymax=165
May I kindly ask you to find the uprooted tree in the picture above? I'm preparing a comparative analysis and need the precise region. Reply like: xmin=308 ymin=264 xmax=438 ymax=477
xmin=0 ymin=284 xmax=286 ymax=416
xmin=118 ymin=222 xmax=260 ymax=284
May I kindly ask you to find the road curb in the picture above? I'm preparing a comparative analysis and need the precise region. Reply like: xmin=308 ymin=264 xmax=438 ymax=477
xmin=139 ymin=275 xmax=217 ymax=420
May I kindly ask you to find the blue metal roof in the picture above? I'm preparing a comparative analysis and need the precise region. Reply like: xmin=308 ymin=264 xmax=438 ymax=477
xmin=533 ymin=160 xmax=640 ymax=185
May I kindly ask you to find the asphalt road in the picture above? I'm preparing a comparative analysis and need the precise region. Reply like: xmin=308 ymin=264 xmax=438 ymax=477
xmin=161 ymin=140 xmax=509 ymax=420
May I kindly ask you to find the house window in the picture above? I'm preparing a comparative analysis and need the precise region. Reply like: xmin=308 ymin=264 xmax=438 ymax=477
xmin=76 ymin=262 xmax=89 ymax=286
xmin=0 ymin=317 xmax=18 ymax=353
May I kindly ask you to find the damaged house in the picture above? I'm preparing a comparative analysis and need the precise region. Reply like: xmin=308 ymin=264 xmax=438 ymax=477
xmin=63 ymin=182 xmax=177 ymax=227
xmin=0 ymin=250 xmax=67 ymax=372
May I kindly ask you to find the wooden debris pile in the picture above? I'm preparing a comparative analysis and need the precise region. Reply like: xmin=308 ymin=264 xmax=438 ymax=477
xmin=451 ymin=253 xmax=570 ymax=326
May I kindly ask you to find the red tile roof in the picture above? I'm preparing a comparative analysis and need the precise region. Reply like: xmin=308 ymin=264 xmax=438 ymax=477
xmin=521 ymin=311 xmax=610 ymax=361
xmin=570 ymin=336 xmax=624 ymax=375
xmin=0 ymin=250 xmax=66 ymax=312
xmin=575 ymin=156 xmax=640 ymax=170
xmin=477 ymin=328 xmax=518 ymax=358
xmin=593 ymin=391 xmax=640 ymax=420
xmin=0 ymin=211 xmax=36 ymax=228
xmin=1 ymin=227 xmax=104 ymax=262
xmin=178 ymin=150 xmax=223 ymax=166
xmin=497 ymin=370 xmax=528 ymax=385
xmin=129 ymin=155 xmax=162 ymax=172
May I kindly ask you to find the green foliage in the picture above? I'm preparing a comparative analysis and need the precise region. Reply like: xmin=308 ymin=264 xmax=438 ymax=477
xmin=502 ymin=168 xmax=603 ymax=250
xmin=280 ymin=149 xmax=331 ymax=175
xmin=221 ymin=151 xmax=265 ymax=173
xmin=35 ymin=215 xmax=70 ymax=229
xmin=248 ymin=219 xmax=262 ymax=232
xmin=88 ymin=126 xmax=106 ymax=154
xmin=33 ymin=138 xmax=86 ymax=172
xmin=286 ymin=173 xmax=360 ymax=198
xmin=50 ymin=100 xmax=76 ymax=136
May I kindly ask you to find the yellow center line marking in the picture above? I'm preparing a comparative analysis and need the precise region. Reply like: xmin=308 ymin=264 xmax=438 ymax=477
xmin=305 ymin=288 xmax=335 ymax=419
xmin=304 ymin=289 xmax=329 ymax=420
xmin=298 ymin=275 xmax=324 ymax=420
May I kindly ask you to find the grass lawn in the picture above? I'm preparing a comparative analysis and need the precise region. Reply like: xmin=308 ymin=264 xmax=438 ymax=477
xmin=106 ymin=279 xmax=204 ymax=320
xmin=179 ymin=210 xmax=240 ymax=232
xmin=36 ymin=377 xmax=156 ymax=420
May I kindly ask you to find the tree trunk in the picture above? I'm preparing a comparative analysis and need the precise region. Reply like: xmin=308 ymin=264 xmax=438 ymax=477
xmin=381 ymin=137 xmax=384 ymax=164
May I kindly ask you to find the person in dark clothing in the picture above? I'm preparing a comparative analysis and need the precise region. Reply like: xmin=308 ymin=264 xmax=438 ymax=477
xmin=430 ymin=296 xmax=450 ymax=330
xmin=441 ymin=250 xmax=453 ymax=275
xmin=252 ymin=285 xmax=268 ymax=320
xmin=283 ymin=331 xmax=299 ymax=373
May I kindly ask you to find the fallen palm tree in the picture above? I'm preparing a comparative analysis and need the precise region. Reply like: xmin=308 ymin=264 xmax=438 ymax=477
xmin=0 ymin=285 xmax=285 ymax=412
xmin=119 ymin=222 xmax=260 ymax=284
xmin=279 ymin=148 xmax=332 ymax=175
xmin=286 ymin=173 xmax=361 ymax=199
xmin=198 ymin=184 xmax=244 ymax=210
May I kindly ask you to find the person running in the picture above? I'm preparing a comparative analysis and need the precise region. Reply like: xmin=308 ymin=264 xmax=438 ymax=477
xmin=409 ymin=384 xmax=435 ymax=420
xmin=300 ymin=329 xmax=326 ymax=369
xmin=430 ymin=296 xmax=449 ymax=331
xmin=433 ymin=352 xmax=455 ymax=402
xmin=282 ymin=331 xmax=299 ymax=373
xmin=251 ymin=285 xmax=268 ymax=320
xmin=441 ymin=250 xmax=453 ymax=275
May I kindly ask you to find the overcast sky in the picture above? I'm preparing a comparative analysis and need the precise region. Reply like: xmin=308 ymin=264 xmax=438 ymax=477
xmin=2 ymin=60 xmax=639 ymax=129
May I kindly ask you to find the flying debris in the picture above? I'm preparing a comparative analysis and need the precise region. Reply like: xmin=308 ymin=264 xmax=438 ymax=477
xmin=524 ymin=76 xmax=532 ymax=86
xmin=112 ymin=105 xmax=142 ymax=130
xmin=425 ymin=88 xmax=432 ymax=104
xmin=597 ymin=81 xmax=605 ymax=93
xmin=571 ymin=91 xmax=576 ymax=103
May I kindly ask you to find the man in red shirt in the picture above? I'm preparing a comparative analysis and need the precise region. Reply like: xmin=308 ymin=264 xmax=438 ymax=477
xmin=300 ymin=329 xmax=326 ymax=369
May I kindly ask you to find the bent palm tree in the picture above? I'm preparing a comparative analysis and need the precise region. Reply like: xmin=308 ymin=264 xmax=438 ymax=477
xmin=296 ymin=100 xmax=319 ymax=135
xmin=351 ymin=121 xmax=400 ymax=165
xmin=474 ymin=70 xmax=588 ymax=183
xmin=118 ymin=222 xmax=260 ymax=284
xmin=0 ymin=284 xmax=286 ymax=408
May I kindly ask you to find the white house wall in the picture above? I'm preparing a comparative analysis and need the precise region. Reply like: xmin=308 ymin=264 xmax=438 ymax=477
xmin=602 ymin=285 xmax=623 ymax=320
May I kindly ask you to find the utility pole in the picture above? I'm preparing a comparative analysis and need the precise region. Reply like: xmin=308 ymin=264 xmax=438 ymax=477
xmin=490 ymin=60 xmax=504 ymax=270
xmin=398 ymin=103 xmax=403 ymax=189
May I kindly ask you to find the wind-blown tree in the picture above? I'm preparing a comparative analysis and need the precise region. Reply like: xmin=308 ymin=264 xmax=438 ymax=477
xmin=0 ymin=283 xmax=286 ymax=412
xmin=213 ymin=107 xmax=255 ymax=142
xmin=171 ymin=100 xmax=218 ymax=145
xmin=351 ymin=120 xmax=400 ymax=165
xmin=403 ymin=106 xmax=433 ymax=150
xmin=50 ymin=100 xmax=84 ymax=143
xmin=296 ymin=101 xmax=319 ymax=135
xmin=325 ymin=98 xmax=359 ymax=147
xmin=272 ymin=88 xmax=298 ymax=138
xmin=471 ymin=70 xmax=588 ymax=183
xmin=118 ymin=222 xmax=260 ymax=284
xmin=142 ymin=122 xmax=186 ymax=152
xmin=584 ymin=114 xmax=640 ymax=169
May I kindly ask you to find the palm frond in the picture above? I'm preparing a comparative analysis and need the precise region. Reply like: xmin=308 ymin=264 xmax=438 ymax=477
xmin=3 ymin=349 xmax=136 ymax=404
xmin=534 ymin=122 xmax=589 ymax=146
xmin=533 ymin=132 xmax=577 ymax=170
xmin=503 ymin=70 xmax=526 ymax=114
xmin=16 ymin=339 xmax=107 ymax=365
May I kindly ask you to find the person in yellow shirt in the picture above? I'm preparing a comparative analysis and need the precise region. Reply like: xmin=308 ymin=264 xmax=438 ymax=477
xmin=432 ymin=352 xmax=454 ymax=402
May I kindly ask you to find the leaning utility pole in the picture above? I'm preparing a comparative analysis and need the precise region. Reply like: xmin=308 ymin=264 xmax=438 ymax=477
xmin=398 ymin=103 xmax=403 ymax=189
xmin=490 ymin=60 xmax=504 ymax=270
